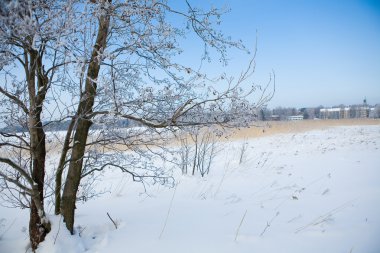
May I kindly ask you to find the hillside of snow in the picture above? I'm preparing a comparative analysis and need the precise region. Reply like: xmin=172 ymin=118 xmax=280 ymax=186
xmin=1 ymin=124 xmax=380 ymax=253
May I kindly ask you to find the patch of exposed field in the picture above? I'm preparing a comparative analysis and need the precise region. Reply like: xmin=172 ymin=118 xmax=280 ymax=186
xmin=228 ymin=119 xmax=380 ymax=140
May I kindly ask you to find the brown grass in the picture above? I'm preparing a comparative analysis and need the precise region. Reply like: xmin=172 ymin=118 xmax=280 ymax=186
xmin=226 ymin=119 xmax=380 ymax=140
xmin=45 ymin=119 xmax=380 ymax=153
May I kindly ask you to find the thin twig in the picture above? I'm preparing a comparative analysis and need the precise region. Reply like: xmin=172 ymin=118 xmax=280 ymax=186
xmin=159 ymin=183 xmax=178 ymax=239
xmin=295 ymin=200 xmax=354 ymax=234
xmin=235 ymin=209 xmax=247 ymax=242
xmin=260 ymin=211 xmax=279 ymax=237
xmin=107 ymin=212 xmax=118 ymax=229
xmin=53 ymin=215 xmax=62 ymax=244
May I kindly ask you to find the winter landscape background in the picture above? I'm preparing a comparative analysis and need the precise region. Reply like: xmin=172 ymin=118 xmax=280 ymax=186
xmin=1 ymin=0 xmax=379 ymax=252
xmin=1 ymin=119 xmax=379 ymax=253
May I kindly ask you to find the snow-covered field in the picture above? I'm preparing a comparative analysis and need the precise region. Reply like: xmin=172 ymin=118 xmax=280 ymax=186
xmin=1 ymin=124 xmax=380 ymax=253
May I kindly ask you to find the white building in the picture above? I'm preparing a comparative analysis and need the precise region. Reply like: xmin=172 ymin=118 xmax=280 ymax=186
xmin=320 ymin=106 xmax=369 ymax=119
xmin=287 ymin=115 xmax=304 ymax=121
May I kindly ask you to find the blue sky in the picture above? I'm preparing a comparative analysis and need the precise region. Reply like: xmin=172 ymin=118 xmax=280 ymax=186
xmin=182 ymin=0 xmax=380 ymax=108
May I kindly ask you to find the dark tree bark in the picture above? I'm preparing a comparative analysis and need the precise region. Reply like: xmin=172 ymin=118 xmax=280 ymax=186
xmin=61 ymin=2 xmax=111 ymax=233
xmin=55 ymin=117 xmax=76 ymax=215
xmin=27 ymin=48 xmax=51 ymax=250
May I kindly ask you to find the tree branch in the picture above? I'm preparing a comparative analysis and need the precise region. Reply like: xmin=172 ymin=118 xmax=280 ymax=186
xmin=0 ymin=157 xmax=33 ymax=185
xmin=0 ymin=86 xmax=29 ymax=114
xmin=0 ymin=171 xmax=32 ymax=194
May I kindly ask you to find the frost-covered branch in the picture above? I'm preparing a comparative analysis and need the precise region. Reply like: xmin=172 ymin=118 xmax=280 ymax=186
xmin=0 ymin=157 xmax=33 ymax=186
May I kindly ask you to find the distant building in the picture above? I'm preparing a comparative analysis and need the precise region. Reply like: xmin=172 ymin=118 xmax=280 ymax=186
xmin=270 ymin=115 xmax=280 ymax=121
xmin=369 ymin=108 xmax=375 ymax=118
xmin=320 ymin=104 xmax=370 ymax=120
xmin=358 ymin=106 xmax=370 ymax=118
xmin=287 ymin=115 xmax=304 ymax=121
xmin=319 ymin=108 xmax=348 ymax=119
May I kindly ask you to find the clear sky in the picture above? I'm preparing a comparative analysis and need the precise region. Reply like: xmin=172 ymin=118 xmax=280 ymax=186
xmin=183 ymin=0 xmax=380 ymax=108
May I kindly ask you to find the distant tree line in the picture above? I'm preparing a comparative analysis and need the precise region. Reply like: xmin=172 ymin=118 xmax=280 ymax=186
xmin=3 ymin=103 xmax=378 ymax=137
xmin=257 ymin=104 xmax=380 ymax=121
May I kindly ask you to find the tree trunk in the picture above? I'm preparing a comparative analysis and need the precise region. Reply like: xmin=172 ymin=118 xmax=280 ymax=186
xmin=192 ymin=134 xmax=198 ymax=176
xmin=61 ymin=117 xmax=92 ymax=234
xmin=55 ymin=117 xmax=76 ymax=215
xmin=29 ymin=126 xmax=50 ymax=250
xmin=27 ymin=49 xmax=51 ymax=251
xmin=61 ymin=4 xmax=111 ymax=234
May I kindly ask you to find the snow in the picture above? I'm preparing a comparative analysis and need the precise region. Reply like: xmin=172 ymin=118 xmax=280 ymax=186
xmin=1 ymin=124 xmax=380 ymax=253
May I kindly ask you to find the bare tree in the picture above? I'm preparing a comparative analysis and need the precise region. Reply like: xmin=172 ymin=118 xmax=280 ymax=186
xmin=179 ymin=126 xmax=220 ymax=177
xmin=0 ymin=0 xmax=78 ymax=249
xmin=179 ymin=136 xmax=191 ymax=175
xmin=238 ymin=139 xmax=249 ymax=165
xmin=179 ymin=127 xmax=219 ymax=177
xmin=0 ymin=0 xmax=274 ymax=250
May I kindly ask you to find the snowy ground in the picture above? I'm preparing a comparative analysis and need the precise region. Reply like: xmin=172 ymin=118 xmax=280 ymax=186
xmin=1 ymin=124 xmax=380 ymax=253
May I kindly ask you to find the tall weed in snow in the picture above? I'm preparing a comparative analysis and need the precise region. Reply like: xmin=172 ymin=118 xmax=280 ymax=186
xmin=178 ymin=127 xmax=220 ymax=177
